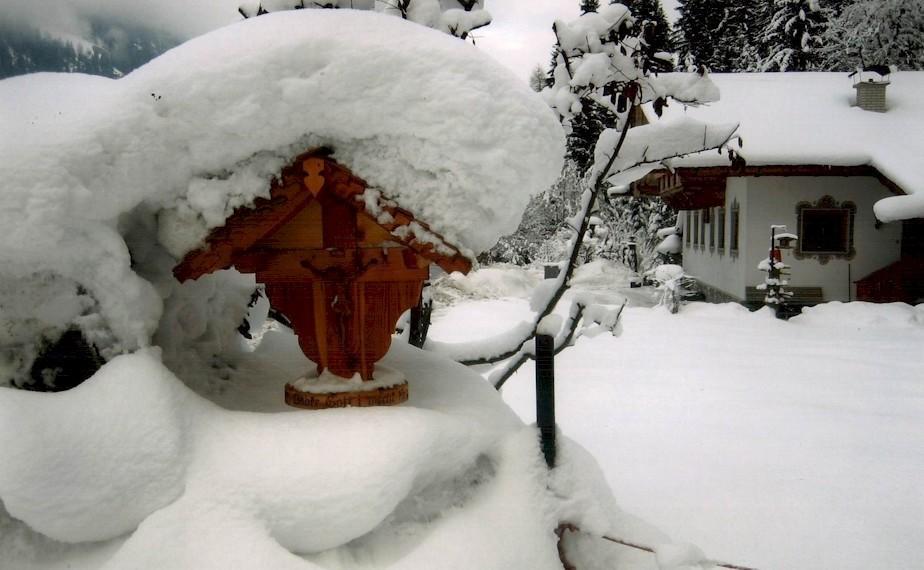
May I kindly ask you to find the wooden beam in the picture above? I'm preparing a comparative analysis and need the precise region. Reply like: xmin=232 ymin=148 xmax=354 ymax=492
xmin=630 ymin=163 xmax=909 ymax=212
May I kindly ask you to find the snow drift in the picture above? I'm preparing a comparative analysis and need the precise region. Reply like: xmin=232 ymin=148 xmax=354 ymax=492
xmin=0 ymin=339 xmax=655 ymax=569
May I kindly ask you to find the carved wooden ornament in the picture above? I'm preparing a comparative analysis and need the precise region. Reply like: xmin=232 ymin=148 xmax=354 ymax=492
xmin=174 ymin=151 xmax=471 ymax=408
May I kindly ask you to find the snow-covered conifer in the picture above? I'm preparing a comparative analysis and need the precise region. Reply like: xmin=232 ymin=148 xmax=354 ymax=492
xmin=581 ymin=0 xmax=602 ymax=14
xmin=676 ymin=0 xmax=768 ymax=72
xmin=529 ymin=64 xmax=547 ymax=92
xmin=819 ymin=0 xmax=924 ymax=70
xmin=676 ymin=0 xmax=731 ymax=71
xmin=760 ymin=0 xmax=826 ymax=71
xmin=623 ymin=0 xmax=675 ymax=56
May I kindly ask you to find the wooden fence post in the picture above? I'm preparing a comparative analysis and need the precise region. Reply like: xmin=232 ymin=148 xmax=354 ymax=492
xmin=535 ymin=333 xmax=556 ymax=468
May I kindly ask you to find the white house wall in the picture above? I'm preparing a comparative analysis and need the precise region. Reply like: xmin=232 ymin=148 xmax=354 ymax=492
xmin=682 ymin=178 xmax=749 ymax=300
xmin=743 ymin=176 xmax=900 ymax=302
xmin=682 ymin=176 xmax=901 ymax=302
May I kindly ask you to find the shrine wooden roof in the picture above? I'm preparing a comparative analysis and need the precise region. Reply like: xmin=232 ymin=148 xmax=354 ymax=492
xmin=174 ymin=152 xmax=472 ymax=282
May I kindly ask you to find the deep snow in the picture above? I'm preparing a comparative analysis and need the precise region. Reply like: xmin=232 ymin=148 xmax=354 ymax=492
xmin=428 ymin=263 xmax=924 ymax=570
xmin=0 ymin=322 xmax=665 ymax=569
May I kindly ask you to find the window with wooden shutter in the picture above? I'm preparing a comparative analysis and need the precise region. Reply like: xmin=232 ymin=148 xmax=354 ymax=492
xmin=730 ymin=201 xmax=740 ymax=254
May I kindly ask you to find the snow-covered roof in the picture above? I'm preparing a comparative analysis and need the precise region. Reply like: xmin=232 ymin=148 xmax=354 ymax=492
xmin=0 ymin=10 xmax=563 ymax=351
xmin=656 ymin=72 xmax=924 ymax=222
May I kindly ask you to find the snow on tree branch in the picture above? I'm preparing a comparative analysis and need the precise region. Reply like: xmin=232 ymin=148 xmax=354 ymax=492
xmin=592 ymin=117 xmax=740 ymax=187
xmin=425 ymin=3 xmax=742 ymax=377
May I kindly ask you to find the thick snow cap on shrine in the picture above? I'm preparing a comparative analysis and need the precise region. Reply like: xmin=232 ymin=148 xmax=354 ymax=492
xmin=0 ymin=9 xmax=565 ymax=351
xmin=1 ymin=9 xmax=564 ymax=258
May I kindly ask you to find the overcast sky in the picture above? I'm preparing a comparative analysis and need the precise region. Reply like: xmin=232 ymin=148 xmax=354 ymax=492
xmin=479 ymin=0 xmax=679 ymax=81
xmin=0 ymin=0 xmax=679 ymax=82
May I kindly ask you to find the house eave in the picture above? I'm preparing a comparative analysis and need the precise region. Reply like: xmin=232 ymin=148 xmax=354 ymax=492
xmin=632 ymin=163 xmax=907 ymax=211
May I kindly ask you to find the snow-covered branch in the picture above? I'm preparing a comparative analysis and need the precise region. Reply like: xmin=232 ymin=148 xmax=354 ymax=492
xmin=490 ymin=299 xmax=626 ymax=390
xmin=591 ymin=117 xmax=741 ymax=187
xmin=424 ymin=3 xmax=742 ymax=380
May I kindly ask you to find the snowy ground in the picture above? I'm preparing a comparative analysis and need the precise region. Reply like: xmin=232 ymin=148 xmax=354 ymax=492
xmin=0 ymin=263 xmax=664 ymax=570
xmin=2 ymin=261 xmax=921 ymax=569
xmin=428 ymin=263 xmax=924 ymax=570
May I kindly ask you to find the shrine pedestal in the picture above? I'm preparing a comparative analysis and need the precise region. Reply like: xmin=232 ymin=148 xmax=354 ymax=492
xmin=284 ymin=366 xmax=409 ymax=409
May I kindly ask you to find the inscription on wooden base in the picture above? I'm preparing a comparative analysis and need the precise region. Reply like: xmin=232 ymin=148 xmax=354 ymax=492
xmin=284 ymin=381 xmax=409 ymax=409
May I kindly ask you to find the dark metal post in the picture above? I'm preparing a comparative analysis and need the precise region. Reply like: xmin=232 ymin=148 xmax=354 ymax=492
xmin=408 ymin=286 xmax=432 ymax=348
xmin=535 ymin=333 xmax=556 ymax=468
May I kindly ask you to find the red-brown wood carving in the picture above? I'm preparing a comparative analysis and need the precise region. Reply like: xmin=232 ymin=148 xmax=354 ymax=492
xmin=174 ymin=151 xmax=471 ymax=404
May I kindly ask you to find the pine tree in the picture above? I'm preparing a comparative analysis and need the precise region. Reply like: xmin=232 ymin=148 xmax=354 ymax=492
xmin=676 ymin=0 xmax=735 ymax=71
xmin=761 ymin=0 xmax=826 ymax=71
xmin=529 ymin=64 xmax=547 ymax=92
xmin=623 ymin=0 xmax=674 ymax=55
xmin=819 ymin=0 xmax=924 ymax=70
xmin=675 ymin=0 xmax=775 ymax=72
xmin=565 ymin=99 xmax=613 ymax=173
xmin=581 ymin=0 xmax=601 ymax=13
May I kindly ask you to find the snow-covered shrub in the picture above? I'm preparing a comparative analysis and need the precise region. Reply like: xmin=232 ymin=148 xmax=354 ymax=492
xmin=536 ymin=228 xmax=573 ymax=265
xmin=595 ymin=193 xmax=678 ymax=271
xmin=648 ymin=264 xmax=697 ymax=313
xmin=655 ymin=225 xmax=683 ymax=265
xmin=0 ymin=272 xmax=117 ymax=389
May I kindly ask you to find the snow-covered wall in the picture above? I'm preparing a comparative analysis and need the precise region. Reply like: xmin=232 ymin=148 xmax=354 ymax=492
xmin=743 ymin=176 xmax=901 ymax=302
xmin=683 ymin=178 xmax=749 ymax=300
xmin=684 ymin=176 xmax=901 ymax=302
xmin=0 ymin=10 xmax=564 ymax=370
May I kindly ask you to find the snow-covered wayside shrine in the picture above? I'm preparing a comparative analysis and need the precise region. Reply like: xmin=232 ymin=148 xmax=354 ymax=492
xmin=0 ymin=7 xmax=660 ymax=570
xmin=2 ymin=5 xmax=923 ymax=570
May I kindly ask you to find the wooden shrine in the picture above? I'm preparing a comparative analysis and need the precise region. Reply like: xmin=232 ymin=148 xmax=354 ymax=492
xmin=174 ymin=151 xmax=471 ymax=408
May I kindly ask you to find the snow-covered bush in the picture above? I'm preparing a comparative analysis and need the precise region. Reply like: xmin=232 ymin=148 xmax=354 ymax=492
xmin=648 ymin=263 xmax=695 ymax=313
xmin=0 ymin=273 xmax=117 ymax=389
xmin=654 ymin=225 xmax=682 ymax=265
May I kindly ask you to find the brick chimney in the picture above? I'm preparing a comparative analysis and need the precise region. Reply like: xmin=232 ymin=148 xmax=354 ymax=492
xmin=850 ymin=66 xmax=891 ymax=113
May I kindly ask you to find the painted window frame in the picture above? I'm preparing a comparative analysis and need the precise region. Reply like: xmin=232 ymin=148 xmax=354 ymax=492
xmin=693 ymin=210 xmax=700 ymax=248
xmin=730 ymin=200 xmax=740 ymax=256
xmin=698 ymin=209 xmax=706 ymax=248
xmin=708 ymin=207 xmax=715 ymax=251
xmin=795 ymin=195 xmax=857 ymax=264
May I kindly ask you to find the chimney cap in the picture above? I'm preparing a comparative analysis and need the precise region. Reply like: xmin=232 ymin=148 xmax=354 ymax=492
xmin=849 ymin=65 xmax=892 ymax=86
